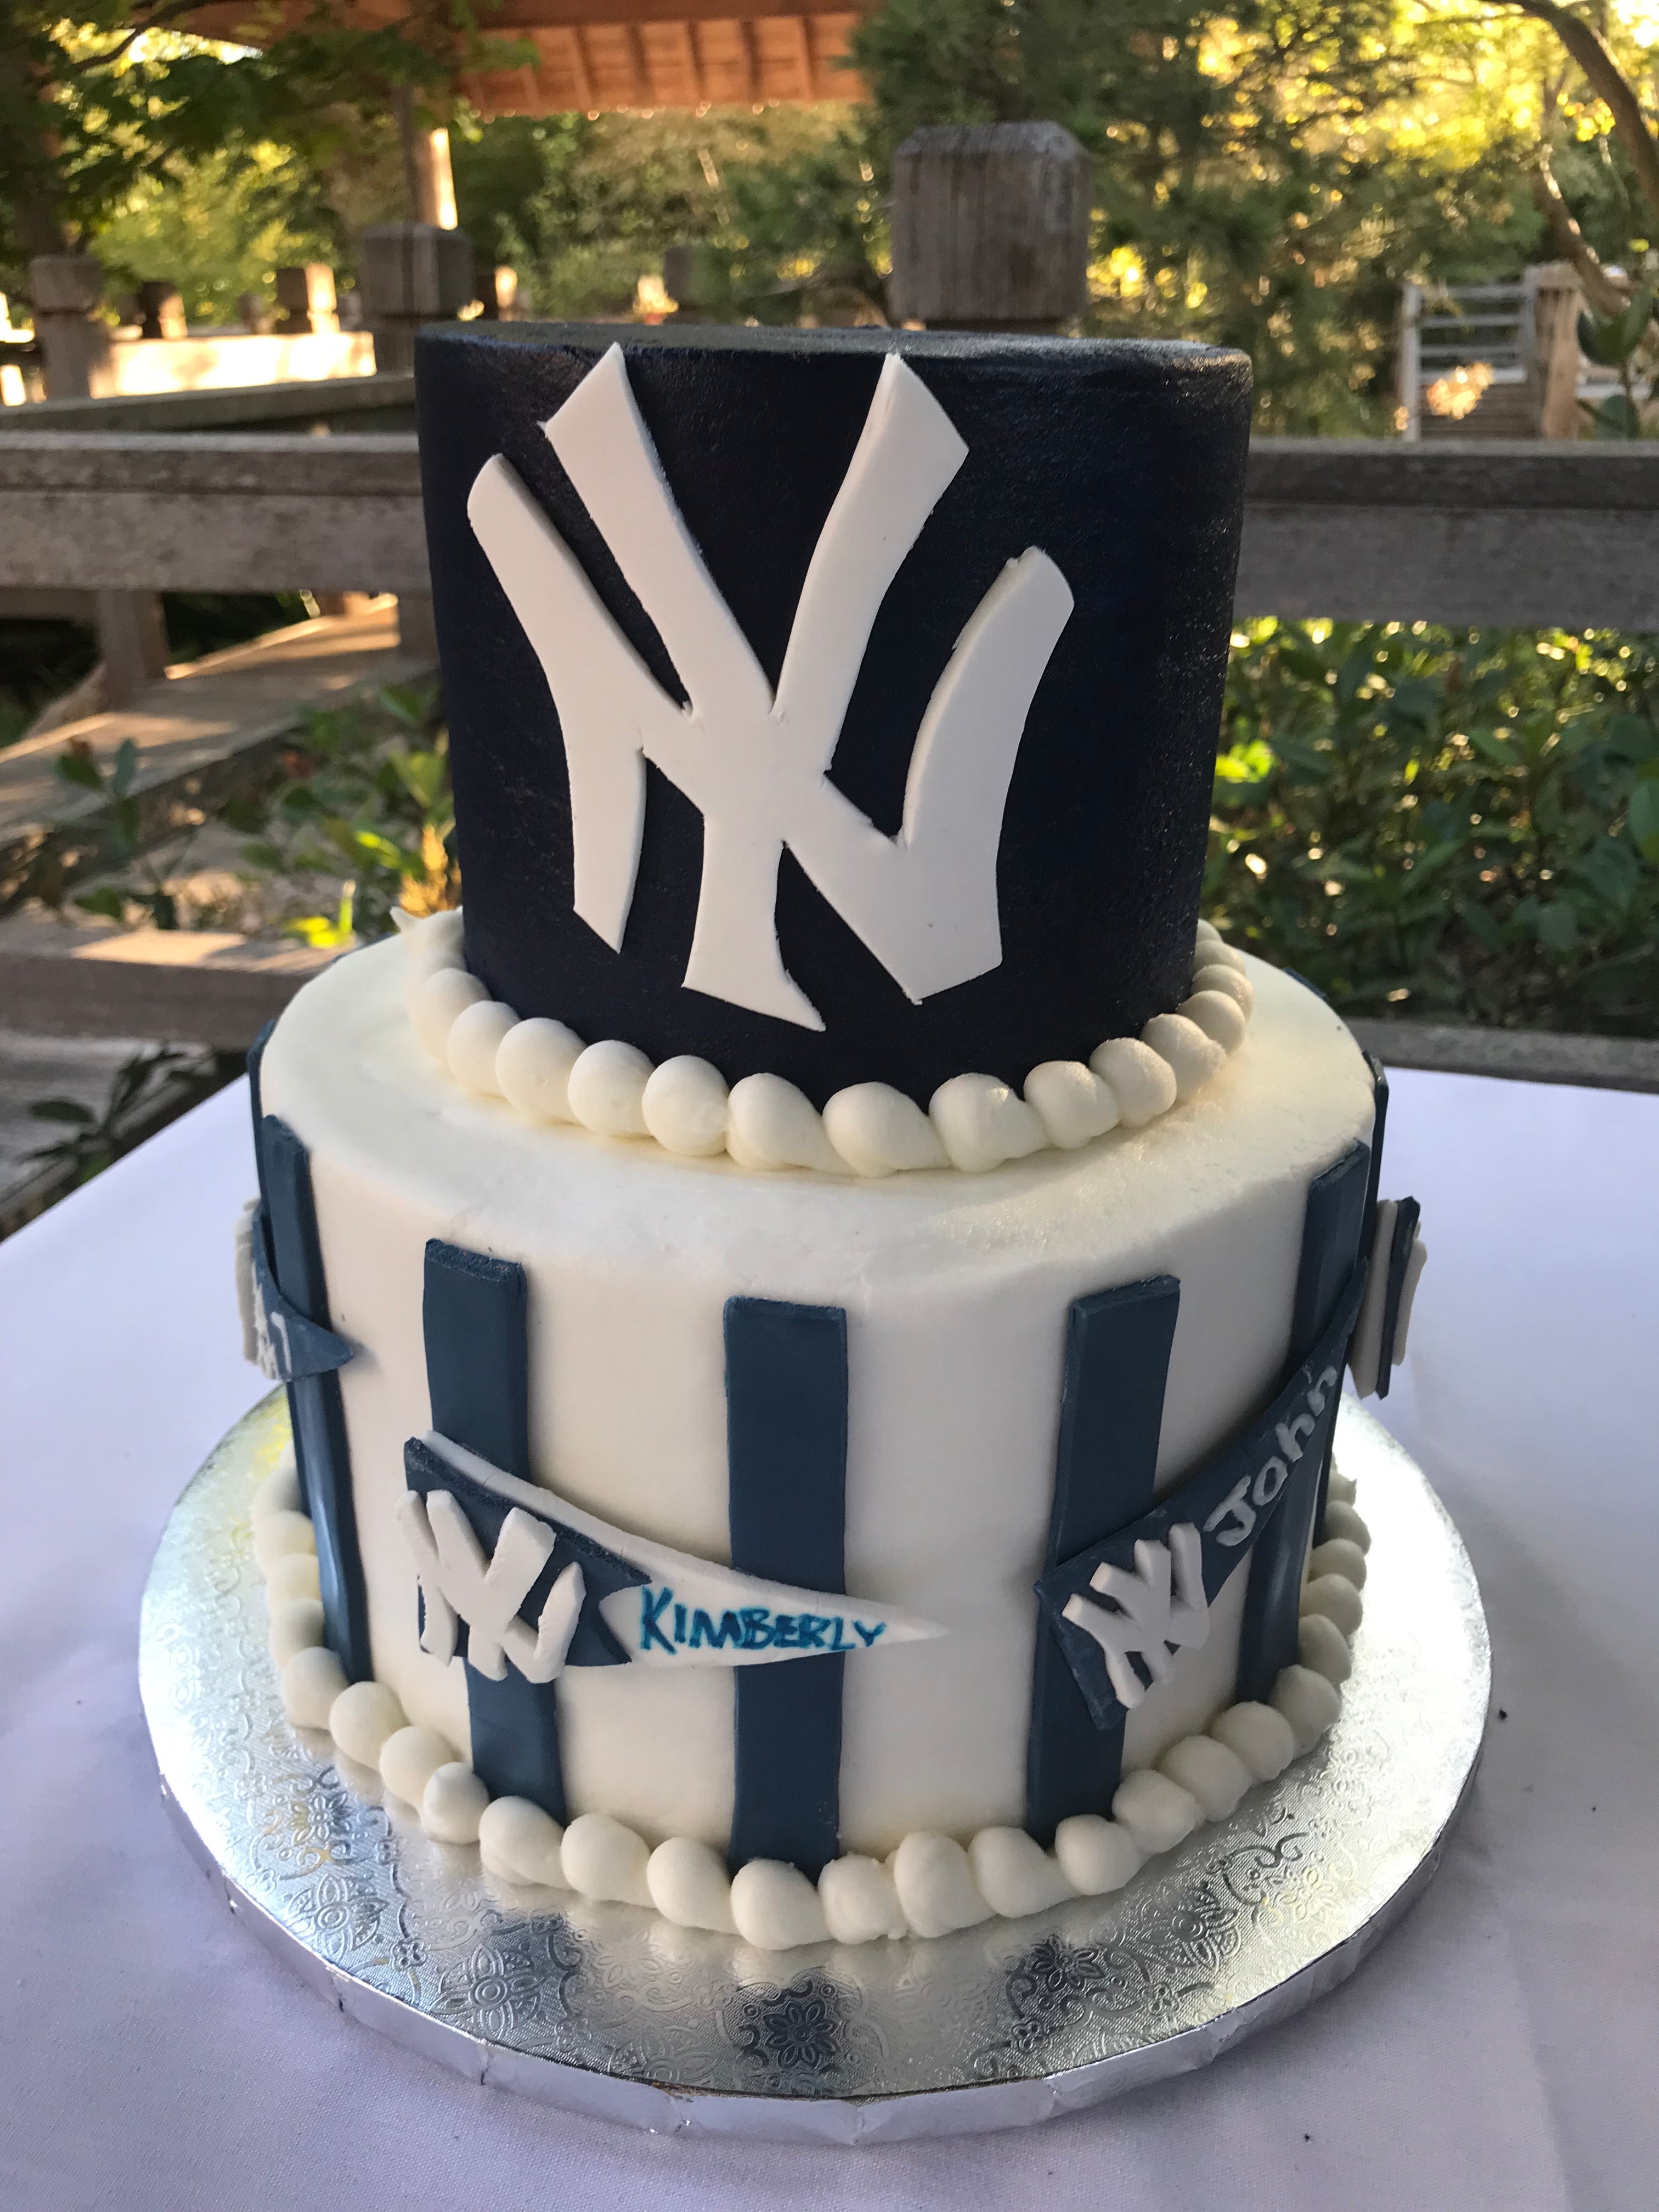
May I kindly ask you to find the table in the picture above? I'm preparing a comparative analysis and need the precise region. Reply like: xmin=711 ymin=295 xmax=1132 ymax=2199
xmin=3 ymin=1068 xmax=1655 ymax=2209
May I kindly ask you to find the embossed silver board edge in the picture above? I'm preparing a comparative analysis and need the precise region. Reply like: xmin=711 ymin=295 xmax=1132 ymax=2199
xmin=140 ymin=1394 xmax=1488 ymax=2143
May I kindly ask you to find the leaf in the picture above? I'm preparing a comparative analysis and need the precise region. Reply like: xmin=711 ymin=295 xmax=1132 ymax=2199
xmin=30 ymin=1099 xmax=95 ymax=1124
xmin=1534 ymin=900 xmax=1578 ymax=955
xmin=110 ymin=738 xmax=139 ymax=799
xmin=55 ymin=748 xmax=104 ymax=793
xmin=72 ymin=887 xmax=130 ymax=923
xmin=1629 ymin=777 xmax=1659 ymax=864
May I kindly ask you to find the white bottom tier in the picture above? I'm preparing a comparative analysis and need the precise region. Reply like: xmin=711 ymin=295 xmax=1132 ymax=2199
xmin=257 ymin=939 xmax=1375 ymax=1857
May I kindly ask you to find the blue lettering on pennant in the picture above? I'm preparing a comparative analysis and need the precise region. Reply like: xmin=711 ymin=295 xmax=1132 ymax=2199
xmin=771 ymin=1614 xmax=799 ymax=1648
xmin=853 ymin=1621 xmax=885 ymax=1647
xmin=640 ymin=1585 xmax=675 ymax=1652
xmin=674 ymin=1602 xmax=687 ymax=1644
xmin=797 ymin=1615 xmax=829 ymax=1650
xmin=690 ymin=1607 xmax=743 ymax=1649
xmin=741 ymin=1606 xmax=773 ymax=1650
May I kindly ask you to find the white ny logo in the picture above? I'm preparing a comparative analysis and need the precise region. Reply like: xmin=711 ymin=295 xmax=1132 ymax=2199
xmin=1061 ymin=1523 xmax=1210 ymax=1712
xmin=398 ymin=1490 xmax=586 ymax=1685
xmin=467 ymin=346 xmax=1075 ymax=1030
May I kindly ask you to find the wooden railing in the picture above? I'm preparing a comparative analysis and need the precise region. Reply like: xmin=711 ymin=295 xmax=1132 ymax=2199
xmin=5 ymin=424 xmax=1659 ymax=628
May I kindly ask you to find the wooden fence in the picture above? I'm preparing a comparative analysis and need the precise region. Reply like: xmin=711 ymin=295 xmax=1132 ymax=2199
xmin=4 ymin=425 xmax=1659 ymax=629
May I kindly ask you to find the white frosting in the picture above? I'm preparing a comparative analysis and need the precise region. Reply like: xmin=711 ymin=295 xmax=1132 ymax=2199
xmin=1111 ymin=1768 xmax=1203 ymax=1856
xmin=389 ymin=907 xmax=1261 ymax=1181
xmin=329 ymin=1679 xmax=407 ymax=1768
xmin=280 ymin=1644 xmax=346 ymax=1728
xmin=1158 ymin=1733 xmax=1252 ymax=1820
xmin=561 ymin=1811 xmax=653 ymax=1905
xmin=422 ymin=1762 xmax=490 ymax=1844
xmin=1301 ymin=1573 xmax=1364 ymax=1639
xmin=1052 ymin=1815 xmax=1143 ymax=1895
xmin=967 ymin=1827 xmax=1076 ymax=1917
xmin=266 ymin=1551 xmax=320 ymax=1606
xmin=1209 ymin=1701 xmax=1297 ymax=1781
xmin=818 ymin=1854 xmax=907 ymax=1943
xmin=647 ymin=1835 xmax=737 ymax=1932
xmin=269 ymin=1596 xmax=326 ymax=1666
xmin=1322 ymin=1498 xmax=1370 ymax=1550
xmin=729 ymin=1859 xmax=828 ymax=1949
xmin=891 ymin=1833 xmax=993 ymax=1937
xmin=1308 ymin=1536 xmax=1368 ymax=1589
xmin=1297 ymin=1611 xmax=1353 ymax=1685
xmin=478 ymin=1796 xmax=568 ymax=1888
xmin=379 ymin=1725 xmax=458 ymax=1807
xmin=258 ymin=942 xmax=1374 ymax=1855
xmin=1271 ymin=1664 xmax=1344 ymax=1754
xmin=249 ymin=1438 xmax=1370 ymax=1949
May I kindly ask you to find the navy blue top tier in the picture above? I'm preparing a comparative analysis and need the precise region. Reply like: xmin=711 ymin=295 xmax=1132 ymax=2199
xmin=415 ymin=323 xmax=1251 ymax=1107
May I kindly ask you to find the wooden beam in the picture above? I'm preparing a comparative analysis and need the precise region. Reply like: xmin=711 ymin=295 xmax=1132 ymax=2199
xmin=472 ymin=0 xmax=867 ymax=24
xmin=0 ymin=434 xmax=427 ymax=595
xmin=663 ymin=18 xmax=699 ymax=101
xmin=785 ymin=13 xmax=814 ymax=99
xmin=625 ymin=19 xmax=650 ymax=101
xmin=567 ymin=23 xmax=595 ymax=107
xmin=735 ymin=15 xmax=758 ymax=100
xmin=12 ymin=431 xmax=1659 ymax=625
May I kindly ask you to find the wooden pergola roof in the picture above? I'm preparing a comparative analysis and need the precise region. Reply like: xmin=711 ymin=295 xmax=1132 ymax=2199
xmin=186 ymin=0 xmax=868 ymax=112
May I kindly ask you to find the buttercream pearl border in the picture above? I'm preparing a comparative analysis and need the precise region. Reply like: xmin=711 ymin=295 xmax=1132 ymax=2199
xmin=390 ymin=910 xmax=1256 ymax=1179
xmin=254 ymin=1448 xmax=1369 ymax=1954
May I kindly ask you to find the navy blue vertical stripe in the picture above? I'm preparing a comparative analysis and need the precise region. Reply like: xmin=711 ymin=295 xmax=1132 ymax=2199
xmin=1313 ymin=1052 xmax=1387 ymax=1524
xmin=724 ymin=1297 xmax=848 ymax=1876
xmin=261 ymin=1115 xmax=371 ymax=1683
xmin=1026 ymin=1277 xmax=1181 ymax=1846
xmin=422 ymin=1239 xmax=566 ymax=1821
xmin=246 ymin=1019 xmax=274 ymax=1216
xmin=1236 ymin=1141 xmax=1371 ymax=1703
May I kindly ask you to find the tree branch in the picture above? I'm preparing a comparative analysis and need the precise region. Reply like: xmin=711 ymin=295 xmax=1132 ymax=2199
xmin=1497 ymin=0 xmax=1659 ymax=225
xmin=1531 ymin=153 xmax=1630 ymax=312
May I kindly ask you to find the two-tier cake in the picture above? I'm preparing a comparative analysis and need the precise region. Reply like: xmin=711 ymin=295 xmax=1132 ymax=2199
xmin=235 ymin=325 xmax=1425 ymax=1951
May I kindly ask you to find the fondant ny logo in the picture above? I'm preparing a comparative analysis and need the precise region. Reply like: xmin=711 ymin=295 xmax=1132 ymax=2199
xmin=467 ymin=346 xmax=1075 ymax=1030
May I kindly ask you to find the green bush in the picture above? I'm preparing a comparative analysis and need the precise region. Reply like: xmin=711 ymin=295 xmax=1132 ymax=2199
xmin=1209 ymin=621 xmax=1659 ymax=1035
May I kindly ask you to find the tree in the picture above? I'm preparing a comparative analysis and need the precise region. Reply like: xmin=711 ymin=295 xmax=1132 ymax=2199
xmin=850 ymin=0 xmax=1540 ymax=430
xmin=0 ymin=3 xmax=469 ymax=306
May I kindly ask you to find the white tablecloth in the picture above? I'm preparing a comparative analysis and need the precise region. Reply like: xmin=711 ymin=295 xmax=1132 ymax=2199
xmin=3 ymin=1068 xmax=1655 ymax=2209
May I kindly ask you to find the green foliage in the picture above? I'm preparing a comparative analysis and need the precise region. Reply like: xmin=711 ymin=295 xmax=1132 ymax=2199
xmin=27 ymin=1043 xmax=222 ymax=1187
xmin=55 ymin=732 xmax=184 ymax=928
xmin=452 ymin=106 xmax=886 ymax=324
xmin=1210 ymin=620 xmax=1659 ymax=1033
xmin=232 ymin=682 xmax=459 ymax=941
xmin=851 ymin=0 xmax=1544 ymax=430
xmin=0 ymin=4 xmax=474 ymax=294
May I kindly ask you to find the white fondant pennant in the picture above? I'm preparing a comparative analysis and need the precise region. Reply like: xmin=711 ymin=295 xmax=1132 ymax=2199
xmin=417 ymin=1431 xmax=946 ymax=1669
xmin=467 ymin=346 xmax=1074 ymax=1028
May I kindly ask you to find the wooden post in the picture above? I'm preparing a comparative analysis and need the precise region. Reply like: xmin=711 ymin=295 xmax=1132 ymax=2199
xmin=1397 ymin=281 xmax=1423 ymax=440
xmin=357 ymin=222 xmax=476 ymax=375
xmin=92 ymin=585 xmax=168 ymax=707
xmin=888 ymin=123 xmax=1092 ymax=333
xmin=273 ymin=265 xmax=339 ymax=336
xmin=29 ymin=254 xmax=114 ymax=399
xmin=134 ymin=281 xmax=187 ymax=340
xmin=479 ymin=266 xmax=520 ymax=320
xmin=31 ymin=256 xmax=166 ymax=704
xmin=393 ymin=84 xmax=459 ymax=230
xmin=1527 ymin=262 xmax=1584 ymax=441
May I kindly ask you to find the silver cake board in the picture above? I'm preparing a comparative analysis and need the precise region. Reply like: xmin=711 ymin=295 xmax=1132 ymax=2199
xmin=140 ymin=1392 xmax=1488 ymax=2143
